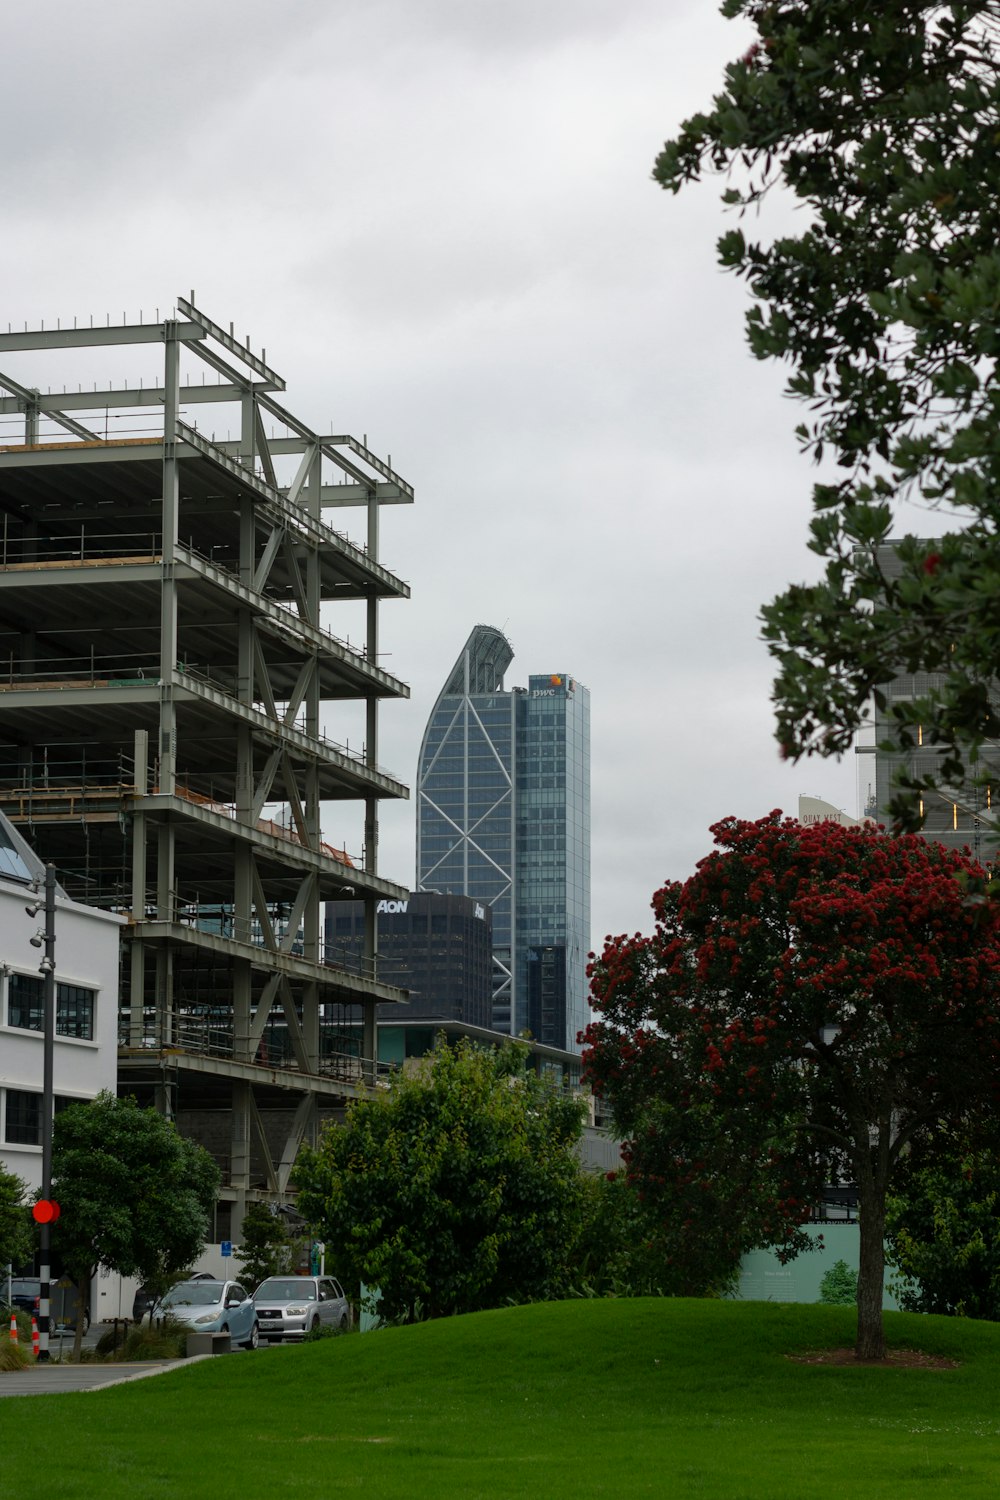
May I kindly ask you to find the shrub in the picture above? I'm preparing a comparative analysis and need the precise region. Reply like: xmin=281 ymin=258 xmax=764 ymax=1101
xmin=96 ymin=1317 xmax=188 ymax=1361
xmin=819 ymin=1259 xmax=858 ymax=1306
xmin=0 ymin=1335 xmax=32 ymax=1371
xmin=303 ymin=1319 xmax=351 ymax=1342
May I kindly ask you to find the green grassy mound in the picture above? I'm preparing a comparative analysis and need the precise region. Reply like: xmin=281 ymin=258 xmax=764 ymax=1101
xmin=5 ymin=1299 xmax=1000 ymax=1498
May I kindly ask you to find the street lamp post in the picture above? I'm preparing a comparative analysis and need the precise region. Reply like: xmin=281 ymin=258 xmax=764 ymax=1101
xmin=26 ymin=863 xmax=56 ymax=1362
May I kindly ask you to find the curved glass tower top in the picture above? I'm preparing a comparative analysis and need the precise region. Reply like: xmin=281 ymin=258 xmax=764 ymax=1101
xmin=439 ymin=625 xmax=514 ymax=697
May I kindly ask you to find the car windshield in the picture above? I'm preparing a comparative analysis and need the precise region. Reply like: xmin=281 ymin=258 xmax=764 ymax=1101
xmin=257 ymin=1279 xmax=316 ymax=1301
xmin=161 ymin=1282 xmax=224 ymax=1307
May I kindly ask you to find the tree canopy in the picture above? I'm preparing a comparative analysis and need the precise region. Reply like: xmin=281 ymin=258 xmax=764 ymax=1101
xmin=818 ymin=1259 xmax=857 ymax=1307
xmin=886 ymin=1124 xmax=1000 ymax=1320
xmin=656 ymin=2 xmax=1000 ymax=825
xmin=0 ymin=1165 xmax=33 ymax=1276
xmin=52 ymin=1092 xmax=219 ymax=1354
xmin=293 ymin=1040 xmax=586 ymax=1322
xmin=235 ymin=1204 xmax=306 ymax=1292
xmin=582 ymin=813 xmax=1000 ymax=1358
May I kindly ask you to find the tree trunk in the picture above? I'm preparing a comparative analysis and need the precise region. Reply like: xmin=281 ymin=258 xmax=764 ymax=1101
xmin=71 ymin=1270 xmax=91 ymax=1363
xmin=855 ymin=1166 xmax=887 ymax=1360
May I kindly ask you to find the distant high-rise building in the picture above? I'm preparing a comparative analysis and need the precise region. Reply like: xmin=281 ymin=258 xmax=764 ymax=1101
xmin=872 ymin=542 xmax=1000 ymax=861
xmin=326 ymin=891 xmax=493 ymax=1029
xmin=416 ymin=626 xmax=590 ymax=1051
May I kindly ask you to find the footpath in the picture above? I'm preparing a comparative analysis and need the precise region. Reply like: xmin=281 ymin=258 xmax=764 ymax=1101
xmin=0 ymin=1360 xmax=199 ymax=1398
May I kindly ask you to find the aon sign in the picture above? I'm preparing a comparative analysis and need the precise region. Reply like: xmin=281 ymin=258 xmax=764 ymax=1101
xmin=377 ymin=899 xmax=409 ymax=915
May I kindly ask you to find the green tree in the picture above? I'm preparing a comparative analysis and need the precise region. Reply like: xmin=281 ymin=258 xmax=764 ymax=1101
xmin=656 ymin=2 xmax=1000 ymax=823
xmin=293 ymin=1040 xmax=586 ymax=1322
xmin=0 ymin=1165 xmax=33 ymax=1277
xmin=51 ymin=1092 xmax=220 ymax=1358
xmin=574 ymin=1170 xmax=732 ymax=1300
xmin=235 ymin=1203 xmax=304 ymax=1291
xmin=583 ymin=814 xmax=1000 ymax=1360
xmin=886 ymin=1125 xmax=1000 ymax=1319
xmin=819 ymin=1259 xmax=857 ymax=1306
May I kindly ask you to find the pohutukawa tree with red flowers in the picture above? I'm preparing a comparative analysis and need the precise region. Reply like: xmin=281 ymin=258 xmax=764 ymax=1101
xmin=582 ymin=813 xmax=1000 ymax=1360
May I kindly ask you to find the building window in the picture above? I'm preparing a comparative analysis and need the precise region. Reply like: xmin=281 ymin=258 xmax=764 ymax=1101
xmin=56 ymin=985 xmax=95 ymax=1040
xmin=7 ymin=973 xmax=96 ymax=1040
xmin=5 ymin=1089 xmax=41 ymax=1146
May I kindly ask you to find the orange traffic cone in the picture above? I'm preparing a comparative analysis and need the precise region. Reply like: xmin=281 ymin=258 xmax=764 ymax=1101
xmin=8 ymin=1311 xmax=17 ymax=1344
xmin=31 ymin=1316 xmax=39 ymax=1359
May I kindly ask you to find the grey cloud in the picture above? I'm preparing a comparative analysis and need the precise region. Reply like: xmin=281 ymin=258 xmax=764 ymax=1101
xmin=3 ymin=0 xmax=844 ymax=946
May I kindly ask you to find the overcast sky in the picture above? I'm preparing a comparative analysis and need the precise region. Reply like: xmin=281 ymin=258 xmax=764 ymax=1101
xmin=2 ymin=0 xmax=866 ymax=948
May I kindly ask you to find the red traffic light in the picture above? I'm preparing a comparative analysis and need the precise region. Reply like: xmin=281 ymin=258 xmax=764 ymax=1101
xmin=32 ymin=1200 xmax=60 ymax=1224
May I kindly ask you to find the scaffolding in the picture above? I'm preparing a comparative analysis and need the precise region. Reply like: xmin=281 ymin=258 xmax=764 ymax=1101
xmin=0 ymin=296 xmax=412 ymax=1233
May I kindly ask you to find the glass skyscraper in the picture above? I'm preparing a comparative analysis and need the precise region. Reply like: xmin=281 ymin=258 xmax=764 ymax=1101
xmin=416 ymin=626 xmax=590 ymax=1051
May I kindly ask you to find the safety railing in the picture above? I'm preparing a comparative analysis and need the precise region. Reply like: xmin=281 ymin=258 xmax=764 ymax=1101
xmin=117 ymin=1008 xmax=393 ymax=1084
xmin=132 ymin=898 xmax=378 ymax=978
xmin=0 ymin=528 xmax=162 ymax=568
xmin=0 ymin=650 xmax=160 ymax=689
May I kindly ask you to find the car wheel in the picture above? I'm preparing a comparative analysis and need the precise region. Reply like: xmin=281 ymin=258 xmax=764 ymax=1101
xmin=310 ymin=1315 xmax=320 ymax=1333
xmin=338 ymin=1313 xmax=348 ymax=1332
xmin=243 ymin=1321 xmax=259 ymax=1350
xmin=221 ymin=1324 xmax=229 ymax=1335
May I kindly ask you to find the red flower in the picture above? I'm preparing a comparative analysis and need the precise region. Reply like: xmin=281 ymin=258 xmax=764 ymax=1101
xmin=923 ymin=552 xmax=942 ymax=575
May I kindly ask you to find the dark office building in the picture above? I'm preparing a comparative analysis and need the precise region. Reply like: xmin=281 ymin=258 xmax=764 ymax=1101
xmin=326 ymin=891 xmax=492 ymax=1028
xmin=416 ymin=625 xmax=591 ymax=1051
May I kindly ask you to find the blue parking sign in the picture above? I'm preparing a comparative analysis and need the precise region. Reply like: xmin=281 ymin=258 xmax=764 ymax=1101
xmin=221 ymin=1240 xmax=232 ymax=1257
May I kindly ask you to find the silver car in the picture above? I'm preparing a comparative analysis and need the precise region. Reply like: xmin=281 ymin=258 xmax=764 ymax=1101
xmin=252 ymin=1275 xmax=351 ymax=1341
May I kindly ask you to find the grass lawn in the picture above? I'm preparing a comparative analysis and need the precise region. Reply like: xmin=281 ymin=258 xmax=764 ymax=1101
xmin=4 ymin=1299 xmax=1000 ymax=1498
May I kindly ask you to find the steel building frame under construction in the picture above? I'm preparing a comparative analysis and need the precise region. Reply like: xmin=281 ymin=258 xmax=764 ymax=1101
xmin=0 ymin=295 xmax=411 ymax=1234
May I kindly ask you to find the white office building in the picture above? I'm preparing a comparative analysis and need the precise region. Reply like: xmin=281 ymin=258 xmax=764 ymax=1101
xmin=0 ymin=812 xmax=121 ymax=1193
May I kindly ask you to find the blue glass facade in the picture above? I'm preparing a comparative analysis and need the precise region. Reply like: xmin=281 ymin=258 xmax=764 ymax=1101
xmin=416 ymin=630 xmax=590 ymax=1051
xmin=516 ymin=674 xmax=591 ymax=1052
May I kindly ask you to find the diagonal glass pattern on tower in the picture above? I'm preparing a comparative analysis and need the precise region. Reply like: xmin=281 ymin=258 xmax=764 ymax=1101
xmin=417 ymin=627 xmax=517 ymax=1024
xmin=416 ymin=626 xmax=590 ymax=1050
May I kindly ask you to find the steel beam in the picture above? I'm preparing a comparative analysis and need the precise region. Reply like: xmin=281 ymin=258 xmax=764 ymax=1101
xmin=0 ymin=322 xmax=203 ymax=351
xmin=177 ymin=297 xmax=285 ymax=390
xmin=0 ymin=381 xmax=267 ymax=414
xmin=276 ymin=1095 xmax=318 ymax=1192
xmin=0 ymin=368 xmax=102 ymax=442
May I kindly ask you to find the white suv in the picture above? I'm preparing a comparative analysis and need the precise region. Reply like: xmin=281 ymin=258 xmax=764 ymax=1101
xmin=252 ymin=1275 xmax=351 ymax=1341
